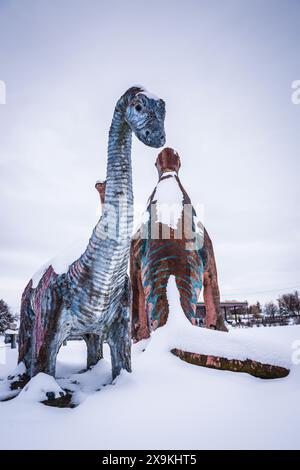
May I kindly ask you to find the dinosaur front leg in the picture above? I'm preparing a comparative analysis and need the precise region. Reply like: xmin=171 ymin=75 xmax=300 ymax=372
xmin=83 ymin=334 xmax=103 ymax=369
xmin=8 ymin=281 xmax=35 ymax=389
xmin=203 ymin=270 xmax=218 ymax=329
xmin=17 ymin=306 xmax=35 ymax=380
xmin=36 ymin=312 xmax=74 ymax=379
xmin=203 ymin=229 xmax=227 ymax=331
xmin=107 ymin=277 xmax=132 ymax=380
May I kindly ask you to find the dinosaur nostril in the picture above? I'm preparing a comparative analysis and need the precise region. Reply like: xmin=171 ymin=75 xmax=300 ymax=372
xmin=145 ymin=130 xmax=150 ymax=137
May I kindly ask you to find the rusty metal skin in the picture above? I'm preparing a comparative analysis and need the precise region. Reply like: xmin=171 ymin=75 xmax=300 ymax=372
xmin=16 ymin=86 xmax=166 ymax=385
xmin=171 ymin=348 xmax=289 ymax=379
xmin=95 ymin=180 xmax=106 ymax=206
xmin=130 ymin=148 xmax=226 ymax=343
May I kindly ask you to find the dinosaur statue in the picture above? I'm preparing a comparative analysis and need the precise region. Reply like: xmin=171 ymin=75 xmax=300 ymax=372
xmin=130 ymin=147 xmax=227 ymax=342
xmin=127 ymin=149 xmax=289 ymax=380
xmin=14 ymin=86 xmax=166 ymax=389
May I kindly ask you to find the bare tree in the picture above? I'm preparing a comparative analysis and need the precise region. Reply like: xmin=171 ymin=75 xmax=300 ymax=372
xmin=278 ymin=291 xmax=300 ymax=316
xmin=263 ymin=301 xmax=278 ymax=317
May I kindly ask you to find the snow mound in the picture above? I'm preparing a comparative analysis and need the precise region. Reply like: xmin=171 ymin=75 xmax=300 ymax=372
xmin=152 ymin=172 xmax=184 ymax=229
xmin=0 ymin=362 xmax=24 ymax=402
xmin=57 ymin=355 xmax=112 ymax=406
xmin=144 ymin=276 xmax=290 ymax=369
xmin=1 ymin=326 xmax=299 ymax=449
xmin=0 ymin=383 xmax=19 ymax=402
xmin=7 ymin=361 xmax=26 ymax=381
xmin=18 ymin=373 xmax=66 ymax=402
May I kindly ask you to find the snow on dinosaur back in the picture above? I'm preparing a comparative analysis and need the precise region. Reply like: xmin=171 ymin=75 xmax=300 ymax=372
xmin=31 ymin=238 xmax=88 ymax=288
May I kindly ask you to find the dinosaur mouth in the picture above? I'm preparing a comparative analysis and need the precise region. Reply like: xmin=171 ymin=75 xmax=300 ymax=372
xmin=139 ymin=129 xmax=166 ymax=148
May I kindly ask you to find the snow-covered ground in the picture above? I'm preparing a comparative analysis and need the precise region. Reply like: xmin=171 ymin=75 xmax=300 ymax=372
xmin=1 ymin=300 xmax=300 ymax=449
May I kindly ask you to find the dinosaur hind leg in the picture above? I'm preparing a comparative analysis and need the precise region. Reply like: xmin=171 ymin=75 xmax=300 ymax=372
xmin=107 ymin=311 xmax=131 ymax=380
xmin=83 ymin=334 xmax=103 ymax=369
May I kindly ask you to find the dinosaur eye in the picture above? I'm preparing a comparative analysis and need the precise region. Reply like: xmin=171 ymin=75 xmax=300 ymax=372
xmin=135 ymin=104 xmax=142 ymax=112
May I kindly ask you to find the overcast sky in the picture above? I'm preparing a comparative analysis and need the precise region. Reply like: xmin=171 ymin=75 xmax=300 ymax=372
xmin=0 ymin=0 xmax=299 ymax=312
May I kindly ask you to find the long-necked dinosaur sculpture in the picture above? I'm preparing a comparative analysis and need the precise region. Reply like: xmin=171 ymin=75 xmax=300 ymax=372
xmin=14 ymin=86 xmax=166 ymax=388
xmin=130 ymin=147 xmax=227 ymax=342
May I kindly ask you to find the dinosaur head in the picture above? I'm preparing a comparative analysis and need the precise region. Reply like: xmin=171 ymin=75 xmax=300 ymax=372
xmin=124 ymin=87 xmax=166 ymax=148
xmin=155 ymin=147 xmax=181 ymax=177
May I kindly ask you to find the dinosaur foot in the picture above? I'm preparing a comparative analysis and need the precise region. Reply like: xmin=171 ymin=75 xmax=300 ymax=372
xmin=14 ymin=372 xmax=77 ymax=408
xmin=42 ymin=390 xmax=75 ymax=408
xmin=171 ymin=348 xmax=290 ymax=379
xmin=1 ymin=369 xmax=76 ymax=407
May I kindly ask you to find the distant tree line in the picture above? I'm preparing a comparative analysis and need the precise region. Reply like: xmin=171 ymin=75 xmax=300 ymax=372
xmin=263 ymin=291 xmax=300 ymax=317
xmin=239 ymin=291 xmax=300 ymax=320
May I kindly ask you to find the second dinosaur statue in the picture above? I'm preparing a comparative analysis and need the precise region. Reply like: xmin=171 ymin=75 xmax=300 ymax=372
xmin=130 ymin=147 xmax=227 ymax=341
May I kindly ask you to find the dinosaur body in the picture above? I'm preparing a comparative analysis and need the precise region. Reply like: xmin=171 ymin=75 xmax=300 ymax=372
xmin=130 ymin=148 xmax=226 ymax=342
xmin=17 ymin=87 xmax=166 ymax=384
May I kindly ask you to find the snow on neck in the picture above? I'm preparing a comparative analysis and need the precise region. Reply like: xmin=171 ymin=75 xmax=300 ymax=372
xmin=160 ymin=170 xmax=178 ymax=177
xmin=152 ymin=171 xmax=183 ymax=230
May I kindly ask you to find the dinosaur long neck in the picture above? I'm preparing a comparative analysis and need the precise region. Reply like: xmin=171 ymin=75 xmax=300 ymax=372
xmin=104 ymin=102 xmax=133 ymax=239
xmin=68 ymin=98 xmax=134 ymax=294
